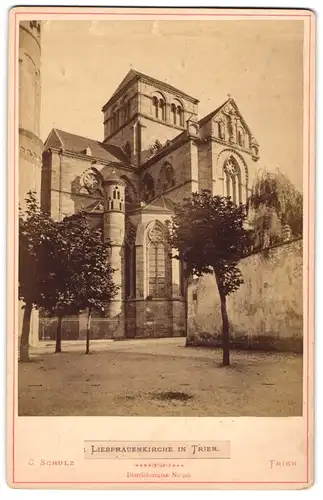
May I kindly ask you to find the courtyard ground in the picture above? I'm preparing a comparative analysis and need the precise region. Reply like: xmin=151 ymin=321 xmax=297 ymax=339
xmin=18 ymin=338 xmax=303 ymax=417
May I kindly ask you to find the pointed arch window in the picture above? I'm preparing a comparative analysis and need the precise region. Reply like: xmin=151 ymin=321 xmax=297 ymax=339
xmin=125 ymin=222 xmax=137 ymax=299
xmin=157 ymin=162 xmax=176 ymax=194
xmin=224 ymin=156 xmax=242 ymax=205
xmin=142 ymin=173 xmax=155 ymax=202
xmin=147 ymin=225 xmax=167 ymax=298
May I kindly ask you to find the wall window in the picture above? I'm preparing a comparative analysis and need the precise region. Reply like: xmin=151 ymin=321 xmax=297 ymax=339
xmin=238 ymin=129 xmax=244 ymax=147
xmin=171 ymin=100 xmax=184 ymax=126
xmin=152 ymin=93 xmax=166 ymax=120
xmin=111 ymin=105 xmax=119 ymax=134
xmin=121 ymin=96 xmax=131 ymax=123
xmin=157 ymin=162 xmax=176 ymax=194
xmin=159 ymin=100 xmax=166 ymax=121
xmin=141 ymin=173 xmax=155 ymax=202
xmin=152 ymin=96 xmax=159 ymax=118
xmin=171 ymin=103 xmax=176 ymax=124
xmin=224 ymin=156 xmax=242 ymax=205
xmin=110 ymin=186 xmax=123 ymax=211
xmin=147 ymin=225 xmax=167 ymax=298
xmin=125 ymin=222 xmax=136 ymax=299
xmin=217 ymin=121 xmax=225 ymax=140
xmin=177 ymin=106 xmax=184 ymax=127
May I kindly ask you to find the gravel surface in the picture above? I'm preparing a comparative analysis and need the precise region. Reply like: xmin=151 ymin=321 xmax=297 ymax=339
xmin=18 ymin=338 xmax=303 ymax=417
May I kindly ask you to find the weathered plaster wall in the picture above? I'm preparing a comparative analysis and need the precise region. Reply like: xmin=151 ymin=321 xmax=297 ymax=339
xmin=187 ymin=238 xmax=303 ymax=352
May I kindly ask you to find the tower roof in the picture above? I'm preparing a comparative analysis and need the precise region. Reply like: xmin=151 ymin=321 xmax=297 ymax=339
xmin=104 ymin=169 xmax=125 ymax=184
xmin=102 ymin=69 xmax=199 ymax=111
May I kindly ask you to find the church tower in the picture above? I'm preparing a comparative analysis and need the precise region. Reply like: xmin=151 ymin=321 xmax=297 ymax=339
xmin=18 ymin=21 xmax=43 ymax=349
xmin=103 ymin=171 xmax=126 ymax=330
xmin=19 ymin=21 xmax=43 ymax=208
xmin=101 ymin=69 xmax=199 ymax=166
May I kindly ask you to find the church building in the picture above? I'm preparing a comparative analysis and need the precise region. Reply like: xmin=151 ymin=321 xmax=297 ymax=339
xmin=41 ymin=69 xmax=260 ymax=340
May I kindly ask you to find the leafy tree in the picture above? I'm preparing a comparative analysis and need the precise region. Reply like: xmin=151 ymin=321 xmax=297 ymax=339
xmin=39 ymin=212 xmax=118 ymax=354
xmin=66 ymin=216 xmax=119 ymax=354
xmin=248 ymin=168 xmax=303 ymax=248
xmin=19 ymin=198 xmax=118 ymax=358
xmin=19 ymin=191 xmax=58 ymax=362
xmin=168 ymin=190 xmax=249 ymax=366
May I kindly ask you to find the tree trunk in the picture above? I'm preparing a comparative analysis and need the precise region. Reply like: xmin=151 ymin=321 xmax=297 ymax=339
xmin=55 ymin=315 xmax=63 ymax=353
xmin=85 ymin=309 xmax=92 ymax=355
xmin=20 ymin=301 xmax=32 ymax=362
xmin=215 ymin=273 xmax=230 ymax=366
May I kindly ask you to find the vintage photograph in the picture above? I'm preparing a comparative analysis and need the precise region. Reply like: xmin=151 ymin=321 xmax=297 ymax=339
xmin=18 ymin=17 xmax=304 ymax=418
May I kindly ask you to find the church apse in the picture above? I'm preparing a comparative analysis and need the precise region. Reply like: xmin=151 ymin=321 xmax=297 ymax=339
xmin=38 ymin=70 xmax=260 ymax=342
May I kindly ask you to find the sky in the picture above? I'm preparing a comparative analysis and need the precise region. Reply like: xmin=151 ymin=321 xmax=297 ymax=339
xmin=40 ymin=19 xmax=304 ymax=189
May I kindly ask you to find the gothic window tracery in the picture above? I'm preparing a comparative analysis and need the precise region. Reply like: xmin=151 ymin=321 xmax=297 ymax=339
xmin=223 ymin=156 xmax=242 ymax=205
xmin=147 ymin=225 xmax=167 ymax=298
xmin=79 ymin=168 xmax=103 ymax=197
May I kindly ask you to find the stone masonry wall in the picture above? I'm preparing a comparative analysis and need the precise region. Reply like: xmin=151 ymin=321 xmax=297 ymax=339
xmin=187 ymin=238 xmax=303 ymax=352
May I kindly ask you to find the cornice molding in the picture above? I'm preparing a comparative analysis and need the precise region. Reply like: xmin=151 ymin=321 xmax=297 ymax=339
xmin=46 ymin=147 xmax=134 ymax=172
xmin=102 ymin=73 xmax=199 ymax=111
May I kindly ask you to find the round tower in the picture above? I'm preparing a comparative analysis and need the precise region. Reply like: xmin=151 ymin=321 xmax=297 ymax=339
xmin=18 ymin=21 xmax=43 ymax=350
xmin=19 ymin=20 xmax=43 ymax=208
xmin=103 ymin=171 xmax=126 ymax=322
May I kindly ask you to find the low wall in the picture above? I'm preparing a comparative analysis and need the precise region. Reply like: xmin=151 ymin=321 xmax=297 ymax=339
xmin=187 ymin=238 xmax=303 ymax=353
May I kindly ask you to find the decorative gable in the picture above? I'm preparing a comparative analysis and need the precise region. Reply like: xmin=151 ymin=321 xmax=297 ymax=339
xmin=209 ymin=98 xmax=259 ymax=157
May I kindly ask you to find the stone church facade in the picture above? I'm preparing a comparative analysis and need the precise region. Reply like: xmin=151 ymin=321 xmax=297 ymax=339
xmin=19 ymin=22 xmax=260 ymax=342
xmin=41 ymin=70 xmax=260 ymax=340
